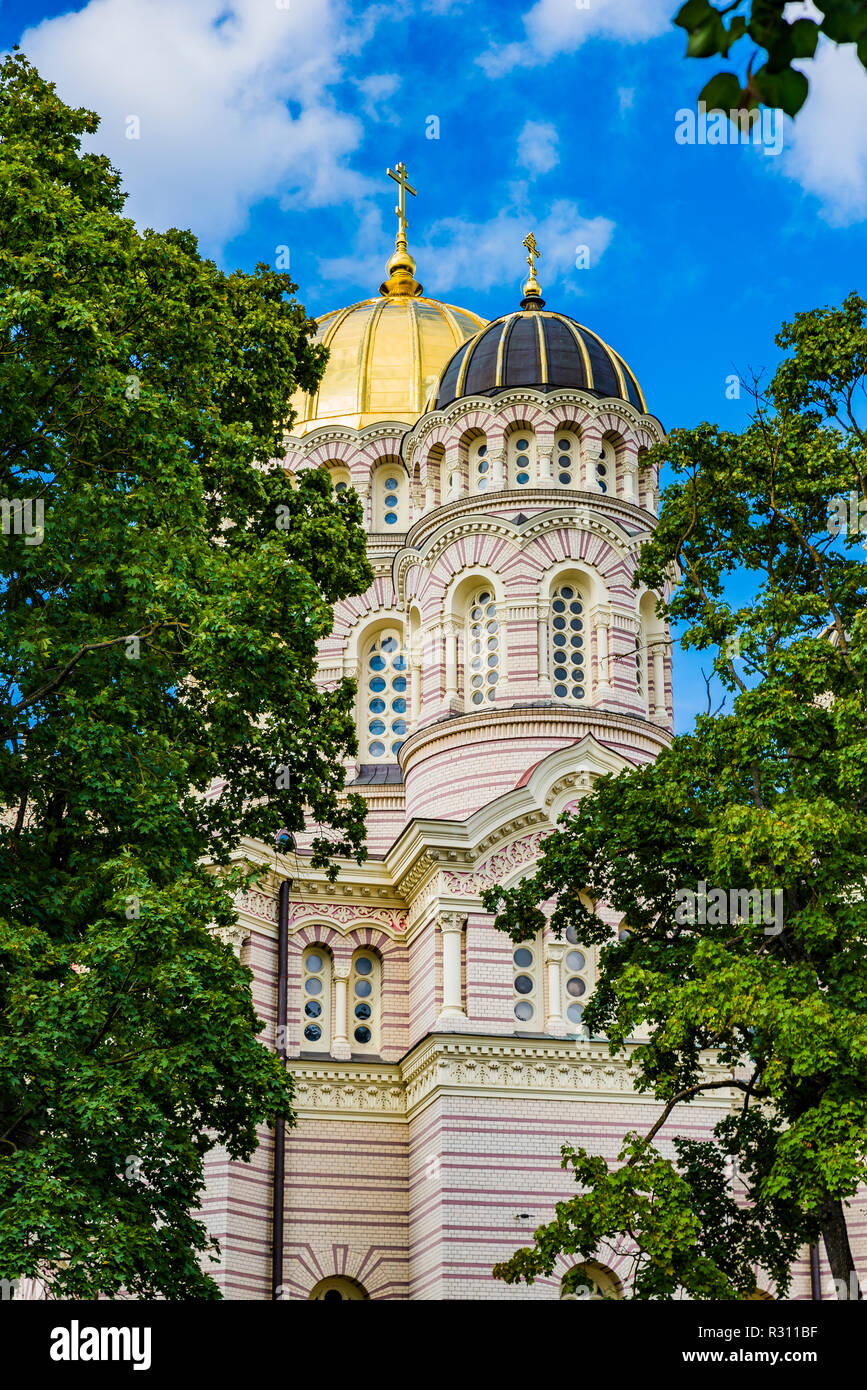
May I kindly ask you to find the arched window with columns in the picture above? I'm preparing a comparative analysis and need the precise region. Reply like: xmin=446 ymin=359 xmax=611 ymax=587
xmin=465 ymin=586 xmax=501 ymax=707
xmin=549 ymin=581 xmax=589 ymax=703
xmin=361 ymin=625 xmax=408 ymax=762
xmin=301 ymin=944 xmax=332 ymax=1052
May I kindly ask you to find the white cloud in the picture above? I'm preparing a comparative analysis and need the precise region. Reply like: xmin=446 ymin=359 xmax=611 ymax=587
xmin=478 ymin=0 xmax=671 ymax=78
xmin=318 ymin=196 xmax=616 ymax=301
xmin=355 ymin=72 xmax=401 ymax=124
xmin=18 ymin=0 xmax=380 ymax=255
xmin=516 ymin=119 xmax=560 ymax=176
xmin=782 ymin=41 xmax=867 ymax=226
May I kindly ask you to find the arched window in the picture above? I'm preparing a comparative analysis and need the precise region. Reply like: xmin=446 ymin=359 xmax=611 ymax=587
xmin=508 ymin=430 xmax=535 ymax=487
xmin=562 ymin=925 xmax=591 ymax=1034
xmin=560 ymin=1263 xmax=622 ymax=1301
xmin=465 ymin=588 xmax=500 ymax=706
xmin=363 ymin=628 xmax=408 ymax=762
xmin=512 ymin=937 xmax=541 ymax=1028
xmin=349 ymin=949 xmax=381 ymax=1052
xmin=301 ymin=946 xmax=332 ymax=1052
xmin=328 ymin=464 xmax=351 ymax=496
xmin=595 ymin=440 xmax=615 ymax=494
xmin=309 ymin=1276 xmax=370 ymax=1301
xmin=554 ymin=429 xmax=579 ymax=488
xmin=469 ymin=439 xmax=490 ymax=492
xmin=550 ymin=584 xmax=587 ymax=702
xmin=374 ymin=466 xmax=407 ymax=529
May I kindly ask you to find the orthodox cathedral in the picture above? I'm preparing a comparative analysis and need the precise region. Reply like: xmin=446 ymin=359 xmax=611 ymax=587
xmin=202 ymin=168 xmax=826 ymax=1300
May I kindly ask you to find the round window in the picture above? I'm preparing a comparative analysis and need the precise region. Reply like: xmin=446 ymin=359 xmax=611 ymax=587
xmin=513 ymin=948 xmax=533 ymax=968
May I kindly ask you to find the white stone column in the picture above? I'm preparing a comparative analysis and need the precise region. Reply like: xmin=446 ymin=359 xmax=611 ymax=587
xmin=538 ymin=444 xmax=555 ymax=485
xmin=489 ymin=447 xmax=506 ymax=490
xmin=594 ymin=612 xmax=612 ymax=699
xmin=331 ymin=962 xmax=351 ymax=1060
xmin=444 ymin=622 xmax=459 ymax=704
xmin=537 ymin=601 xmax=551 ymax=694
xmin=411 ymin=648 xmax=422 ymax=728
xmin=436 ymin=913 xmax=466 ymax=1025
xmin=356 ymin=483 xmax=371 ymax=530
xmin=545 ymin=942 xmax=567 ymax=1034
xmin=653 ymin=647 xmax=666 ymax=721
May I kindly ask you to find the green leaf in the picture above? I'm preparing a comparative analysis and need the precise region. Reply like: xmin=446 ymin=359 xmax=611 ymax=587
xmin=700 ymin=72 xmax=745 ymax=112
xmin=753 ymin=64 xmax=809 ymax=116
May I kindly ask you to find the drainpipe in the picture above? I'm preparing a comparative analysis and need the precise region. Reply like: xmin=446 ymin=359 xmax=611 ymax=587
xmin=809 ymin=1242 xmax=822 ymax=1301
xmin=271 ymin=869 xmax=292 ymax=1301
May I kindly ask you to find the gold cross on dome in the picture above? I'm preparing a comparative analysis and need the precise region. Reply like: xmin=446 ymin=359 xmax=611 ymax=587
xmin=387 ymin=162 xmax=417 ymax=248
xmin=523 ymin=231 xmax=540 ymax=280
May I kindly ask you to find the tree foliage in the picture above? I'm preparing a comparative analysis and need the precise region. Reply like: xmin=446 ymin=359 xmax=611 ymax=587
xmin=0 ymin=53 xmax=372 ymax=1298
xmin=674 ymin=0 xmax=867 ymax=115
xmin=485 ymin=293 xmax=867 ymax=1298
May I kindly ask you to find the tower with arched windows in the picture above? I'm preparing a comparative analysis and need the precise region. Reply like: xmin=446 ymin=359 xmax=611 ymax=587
xmin=206 ymin=181 xmax=769 ymax=1302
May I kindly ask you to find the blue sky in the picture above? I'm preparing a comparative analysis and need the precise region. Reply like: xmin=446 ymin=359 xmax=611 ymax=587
xmin=3 ymin=0 xmax=866 ymax=729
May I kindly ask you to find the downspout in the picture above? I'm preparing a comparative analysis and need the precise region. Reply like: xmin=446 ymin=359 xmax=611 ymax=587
xmin=809 ymin=1242 xmax=822 ymax=1301
xmin=271 ymin=873 xmax=291 ymax=1301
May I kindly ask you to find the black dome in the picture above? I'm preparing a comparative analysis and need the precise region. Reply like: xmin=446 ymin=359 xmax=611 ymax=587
xmin=430 ymin=308 xmax=646 ymax=413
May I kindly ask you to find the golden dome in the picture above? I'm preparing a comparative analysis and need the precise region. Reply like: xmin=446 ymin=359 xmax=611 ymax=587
xmin=289 ymin=294 xmax=485 ymax=437
xmin=289 ymin=162 xmax=484 ymax=436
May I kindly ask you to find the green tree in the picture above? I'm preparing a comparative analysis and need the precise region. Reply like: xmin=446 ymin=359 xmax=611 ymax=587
xmin=674 ymin=0 xmax=867 ymax=115
xmin=485 ymin=293 xmax=867 ymax=1299
xmin=0 ymin=53 xmax=371 ymax=1298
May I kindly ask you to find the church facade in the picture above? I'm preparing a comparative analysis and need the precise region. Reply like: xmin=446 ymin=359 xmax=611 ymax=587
xmin=202 ymin=174 xmax=828 ymax=1301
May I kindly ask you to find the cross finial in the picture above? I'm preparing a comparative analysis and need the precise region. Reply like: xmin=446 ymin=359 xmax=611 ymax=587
xmin=520 ymin=230 xmax=544 ymax=308
xmin=523 ymin=231 xmax=539 ymax=280
xmin=387 ymin=162 xmax=417 ymax=252
xmin=380 ymin=162 xmax=423 ymax=298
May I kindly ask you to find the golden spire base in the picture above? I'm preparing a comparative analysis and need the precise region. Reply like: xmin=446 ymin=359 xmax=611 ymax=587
xmin=380 ymin=244 xmax=423 ymax=299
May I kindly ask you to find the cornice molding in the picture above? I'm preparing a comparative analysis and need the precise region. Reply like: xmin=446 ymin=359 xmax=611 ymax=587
xmin=288 ymin=1035 xmax=738 ymax=1123
xmin=393 ymin=499 xmax=652 ymax=600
